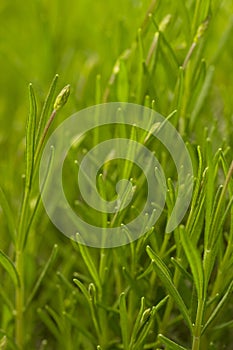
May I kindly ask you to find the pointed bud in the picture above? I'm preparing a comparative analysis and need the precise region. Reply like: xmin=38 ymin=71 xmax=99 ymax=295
xmin=54 ymin=84 xmax=70 ymax=111
xmin=140 ymin=308 xmax=151 ymax=324
xmin=88 ymin=283 xmax=96 ymax=302
xmin=194 ymin=17 xmax=210 ymax=43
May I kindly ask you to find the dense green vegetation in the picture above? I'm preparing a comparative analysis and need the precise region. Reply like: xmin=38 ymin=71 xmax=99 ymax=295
xmin=0 ymin=1 xmax=233 ymax=349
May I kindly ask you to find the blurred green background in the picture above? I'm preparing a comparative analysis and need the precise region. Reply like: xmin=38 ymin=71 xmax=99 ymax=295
xmin=0 ymin=0 xmax=232 ymax=135
xmin=0 ymin=0 xmax=152 ymax=214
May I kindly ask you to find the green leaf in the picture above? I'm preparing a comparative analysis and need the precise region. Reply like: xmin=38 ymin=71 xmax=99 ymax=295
xmin=210 ymin=161 xmax=233 ymax=249
xmin=145 ymin=31 xmax=160 ymax=74
xmin=204 ymin=140 xmax=216 ymax=248
xmin=180 ymin=226 xmax=204 ymax=300
xmin=57 ymin=271 xmax=76 ymax=291
xmin=130 ymin=297 xmax=145 ymax=346
xmin=158 ymin=334 xmax=188 ymax=350
xmin=136 ymin=27 xmax=145 ymax=103
xmin=25 ymin=244 xmax=58 ymax=309
xmin=37 ymin=308 xmax=60 ymax=339
xmin=45 ymin=305 xmax=64 ymax=332
xmin=23 ymin=145 xmax=55 ymax=249
xmin=73 ymin=278 xmax=90 ymax=303
xmin=204 ymin=160 xmax=233 ymax=287
xmin=202 ymin=280 xmax=233 ymax=334
xmin=133 ymin=307 xmax=156 ymax=349
xmin=150 ymin=15 xmax=178 ymax=69
xmin=25 ymin=83 xmax=37 ymax=190
xmin=171 ymin=257 xmax=193 ymax=282
xmin=117 ymin=59 xmax=129 ymax=102
xmin=173 ymin=66 xmax=184 ymax=124
xmin=73 ymin=279 xmax=101 ymax=335
xmin=190 ymin=59 xmax=206 ymax=111
xmin=212 ymin=319 xmax=233 ymax=331
xmin=36 ymin=74 xmax=59 ymax=144
xmin=77 ymin=239 xmax=102 ymax=292
xmin=154 ymin=295 xmax=170 ymax=312
xmin=146 ymin=246 xmax=192 ymax=331
xmin=190 ymin=65 xmax=215 ymax=129
xmin=63 ymin=312 xmax=96 ymax=344
xmin=119 ymin=292 xmax=129 ymax=350
xmin=0 ymin=250 xmax=20 ymax=287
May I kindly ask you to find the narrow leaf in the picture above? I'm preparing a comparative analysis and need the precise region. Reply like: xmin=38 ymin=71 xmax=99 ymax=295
xmin=77 ymin=239 xmax=102 ymax=292
xmin=171 ymin=257 xmax=193 ymax=282
xmin=146 ymin=246 xmax=192 ymax=331
xmin=130 ymin=297 xmax=145 ymax=346
xmin=37 ymin=308 xmax=60 ymax=339
xmin=119 ymin=292 xmax=129 ymax=350
xmin=0 ymin=250 xmax=20 ymax=287
xmin=63 ymin=312 xmax=96 ymax=343
xmin=25 ymin=83 xmax=37 ymax=190
xmin=117 ymin=59 xmax=129 ymax=102
xmin=23 ymin=145 xmax=55 ymax=249
xmin=202 ymin=280 xmax=233 ymax=334
xmin=25 ymin=244 xmax=58 ymax=309
xmin=36 ymin=74 xmax=59 ymax=144
xmin=45 ymin=305 xmax=63 ymax=332
xmin=159 ymin=334 xmax=188 ymax=350
xmin=133 ymin=307 xmax=156 ymax=349
xmin=180 ymin=226 xmax=204 ymax=300
xmin=73 ymin=279 xmax=101 ymax=335
xmin=190 ymin=66 xmax=215 ymax=129
xmin=73 ymin=278 xmax=90 ymax=303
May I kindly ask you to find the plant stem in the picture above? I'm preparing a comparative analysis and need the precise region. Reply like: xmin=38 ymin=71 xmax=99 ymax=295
xmin=192 ymin=298 xmax=205 ymax=350
xmin=15 ymin=189 xmax=30 ymax=348
xmin=15 ymin=249 xmax=24 ymax=350
xmin=34 ymin=109 xmax=57 ymax=166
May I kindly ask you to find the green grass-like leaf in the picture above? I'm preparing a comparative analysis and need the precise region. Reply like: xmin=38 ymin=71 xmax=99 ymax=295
xmin=146 ymin=245 xmax=192 ymax=331
xmin=0 ymin=250 xmax=20 ymax=287
xmin=179 ymin=226 xmax=204 ymax=300
xmin=158 ymin=334 xmax=188 ymax=350
xmin=25 ymin=83 xmax=37 ymax=190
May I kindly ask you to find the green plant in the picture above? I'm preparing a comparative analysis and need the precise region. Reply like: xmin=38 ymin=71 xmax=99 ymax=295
xmin=0 ymin=0 xmax=233 ymax=349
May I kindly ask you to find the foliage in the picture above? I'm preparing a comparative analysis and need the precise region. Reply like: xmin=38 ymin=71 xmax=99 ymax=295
xmin=0 ymin=0 xmax=233 ymax=349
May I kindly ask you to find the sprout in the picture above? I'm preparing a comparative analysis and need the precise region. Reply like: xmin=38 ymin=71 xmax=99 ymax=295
xmin=53 ymin=84 xmax=70 ymax=111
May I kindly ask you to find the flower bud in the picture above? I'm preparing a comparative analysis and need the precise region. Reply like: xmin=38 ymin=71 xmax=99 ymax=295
xmin=54 ymin=84 xmax=70 ymax=111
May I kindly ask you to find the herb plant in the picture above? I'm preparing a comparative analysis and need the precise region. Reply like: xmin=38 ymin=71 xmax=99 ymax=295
xmin=0 ymin=1 xmax=233 ymax=349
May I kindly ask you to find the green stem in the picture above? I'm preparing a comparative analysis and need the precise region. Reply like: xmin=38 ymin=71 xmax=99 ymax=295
xmin=15 ymin=249 xmax=24 ymax=350
xmin=192 ymin=298 xmax=205 ymax=350
xmin=34 ymin=109 xmax=57 ymax=166
xmin=15 ymin=186 xmax=31 ymax=349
